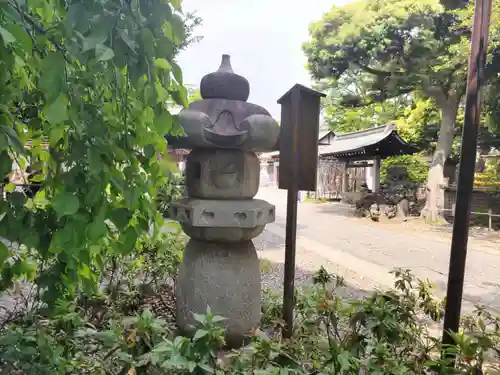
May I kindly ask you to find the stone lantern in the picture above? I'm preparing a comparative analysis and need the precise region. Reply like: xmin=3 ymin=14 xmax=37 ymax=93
xmin=168 ymin=54 xmax=280 ymax=347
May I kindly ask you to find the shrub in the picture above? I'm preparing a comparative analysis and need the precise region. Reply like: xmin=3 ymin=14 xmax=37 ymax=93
xmin=474 ymin=169 xmax=500 ymax=192
xmin=381 ymin=155 xmax=429 ymax=184
xmin=1 ymin=265 xmax=499 ymax=374
xmin=156 ymin=173 xmax=186 ymax=218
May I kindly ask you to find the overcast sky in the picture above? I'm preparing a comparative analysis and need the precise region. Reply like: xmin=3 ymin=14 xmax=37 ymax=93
xmin=177 ymin=0 xmax=353 ymax=119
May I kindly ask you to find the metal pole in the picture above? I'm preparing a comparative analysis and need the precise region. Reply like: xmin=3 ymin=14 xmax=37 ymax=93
xmin=442 ymin=0 xmax=492 ymax=354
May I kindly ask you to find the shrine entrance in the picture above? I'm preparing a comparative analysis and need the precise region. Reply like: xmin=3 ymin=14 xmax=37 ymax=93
xmin=317 ymin=124 xmax=419 ymax=196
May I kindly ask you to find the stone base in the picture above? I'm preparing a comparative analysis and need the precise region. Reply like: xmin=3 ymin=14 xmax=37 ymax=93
xmin=171 ymin=198 xmax=275 ymax=228
xmin=176 ymin=239 xmax=261 ymax=348
xmin=182 ymin=224 xmax=265 ymax=243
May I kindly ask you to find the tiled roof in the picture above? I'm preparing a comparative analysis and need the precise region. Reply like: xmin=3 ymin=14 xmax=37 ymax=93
xmin=318 ymin=124 xmax=418 ymax=159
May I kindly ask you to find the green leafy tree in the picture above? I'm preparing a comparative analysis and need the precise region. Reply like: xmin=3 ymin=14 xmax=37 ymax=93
xmin=482 ymin=75 xmax=500 ymax=150
xmin=0 ymin=0 xmax=191 ymax=305
xmin=187 ymin=87 xmax=202 ymax=103
xmin=177 ymin=11 xmax=203 ymax=55
xmin=304 ymin=0 xmax=500 ymax=221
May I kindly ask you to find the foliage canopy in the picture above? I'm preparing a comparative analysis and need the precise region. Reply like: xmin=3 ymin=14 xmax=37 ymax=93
xmin=0 ymin=0 xmax=190 ymax=304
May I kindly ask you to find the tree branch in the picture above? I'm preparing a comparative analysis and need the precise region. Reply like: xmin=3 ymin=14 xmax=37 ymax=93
xmin=423 ymin=85 xmax=446 ymax=104
xmin=341 ymin=87 xmax=415 ymax=108
xmin=9 ymin=1 xmax=70 ymax=62
xmin=353 ymin=60 xmax=408 ymax=78
xmin=353 ymin=61 xmax=393 ymax=77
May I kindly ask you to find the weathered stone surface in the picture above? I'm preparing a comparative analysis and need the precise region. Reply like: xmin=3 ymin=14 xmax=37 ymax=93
xmin=169 ymin=100 xmax=280 ymax=151
xmin=176 ymin=239 xmax=261 ymax=348
xmin=165 ymin=55 xmax=280 ymax=152
xmin=169 ymin=55 xmax=277 ymax=349
xmin=171 ymin=198 xmax=275 ymax=228
xmin=200 ymin=54 xmax=250 ymax=102
xmin=182 ymin=225 xmax=265 ymax=243
xmin=186 ymin=148 xmax=260 ymax=200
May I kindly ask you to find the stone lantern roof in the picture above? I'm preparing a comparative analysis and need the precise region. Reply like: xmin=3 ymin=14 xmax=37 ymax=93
xmin=166 ymin=55 xmax=280 ymax=152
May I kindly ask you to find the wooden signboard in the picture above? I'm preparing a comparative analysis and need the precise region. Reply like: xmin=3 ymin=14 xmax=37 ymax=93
xmin=277 ymin=84 xmax=325 ymax=192
xmin=276 ymin=84 xmax=325 ymax=338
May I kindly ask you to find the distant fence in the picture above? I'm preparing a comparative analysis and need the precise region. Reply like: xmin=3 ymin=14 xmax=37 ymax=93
xmin=443 ymin=187 xmax=500 ymax=231
xmin=312 ymin=158 xmax=366 ymax=200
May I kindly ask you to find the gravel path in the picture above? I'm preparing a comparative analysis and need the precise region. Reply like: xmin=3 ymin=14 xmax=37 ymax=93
xmin=255 ymin=187 xmax=500 ymax=314
xmin=255 ymin=230 xmax=374 ymax=300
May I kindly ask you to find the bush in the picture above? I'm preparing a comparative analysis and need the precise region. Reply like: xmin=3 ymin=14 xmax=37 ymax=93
xmin=0 ymin=229 xmax=187 ymax=374
xmin=381 ymin=155 xmax=429 ymax=184
xmin=1 ymin=264 xmax=499 ymax=374
xmin=156 ymin=173 xmax=186 ymax=218
xmin=474 ymin=169 xmax=500 ymax=192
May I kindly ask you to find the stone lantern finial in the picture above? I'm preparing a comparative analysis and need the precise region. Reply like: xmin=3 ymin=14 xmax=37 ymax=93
xmin=219 ymin=54 xmax=233 ymax=72
xmin=200 ymin=54 xmax=250 ymax=102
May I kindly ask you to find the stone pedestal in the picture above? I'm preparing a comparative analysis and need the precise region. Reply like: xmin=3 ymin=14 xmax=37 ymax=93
xmin=168 ymin=54 xmax=279 ymax=348
xmin=176 ymin=240 xmax=261 ymax=348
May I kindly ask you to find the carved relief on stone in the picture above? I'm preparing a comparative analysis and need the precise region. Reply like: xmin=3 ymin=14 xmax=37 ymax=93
xmin=209 ymin=155 xmax=240 ymax=190
xmin=186 ymin=149 xmax=260 ymax=199
xmin=166 ymin=55 xmax=280 ymax=151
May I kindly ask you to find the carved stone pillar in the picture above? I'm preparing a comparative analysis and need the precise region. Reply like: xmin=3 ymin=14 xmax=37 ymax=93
xmin=167 ymin=55 xmax=280 ymax=347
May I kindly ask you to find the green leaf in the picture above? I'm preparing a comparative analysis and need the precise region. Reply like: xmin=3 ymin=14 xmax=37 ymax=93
xmin=171 ymin=61 xmax=183 ymax=84
xmin=0 ymin=242 xmax=9 ymax=268
xmin=144 ymin=144 xmax=156 ymax=159
xmin=187 ymin=362 xmax=196 ymax=372
xmin=0 ymin=125 xmax=25 ymax=154
xmin=170 ymin=86 xmax=188 ymax=108
xmin=87 ymin=220 xmax=108 ymax=241
xmin=82 ymin=30 xmax=109 ymax=52
xmin=5 ymin=24 xmax=32 ymax=52
xmin=52 ymin=192 xmax=80 ymax=217
xmin=5 ymin=183 xmax=15 ymax=193
xmin=192 ymin=329 xmax=208 ymax=341
xmin=139 ymin=28 xmax=155 ymax=59
xmin=155 ymin=83 xmax=168 ymax=104
xmin=212 ymin=315 xmax=226 ymax=323
xmin=95 ymin=44 xmax=115 ymax=61
xmin=8 ymin=192 xmax=26 ymax=208
xmin=170 ymin=0 xmax=182 ymax=10
xmin=110 ymin=208 xmax=132 ymax=230
xmin=156 ymin=36 xmax=174 ymax=60
xmin=119 ymin=227 xmax=138 ymax=254
xmin=0 ymin=151 xmax=13 ymax=179
xmin=154 ymin=111 xmax=173 ymax=134
xmin=154 ymin=58 xmax=172 ymax=70
xmin=0 ymin=132 xmax=7 ymax=150
xmin=79 ymin=264 xmax=93 ymax=280
xmin=45 ymin=95 xmax=69 ymax=125
xmin=49 ymin=124 xmax=66 ymax=146
xmin=119 ymin=29 xmax=137 ymax=52
xmin=39 ymin=52 xmax=66 ymax=104
xmin=197 ymin=363 xmax=215 ymax=374
xmin=171 ymin=14 xmax=185 ymax=45
xmin=163 ymin=22 xmax=173 ymax=41
xmin=0 ymin=26 xmax=15 ymax=45
xmin=192 ymin=312 xmax=205 ymax=324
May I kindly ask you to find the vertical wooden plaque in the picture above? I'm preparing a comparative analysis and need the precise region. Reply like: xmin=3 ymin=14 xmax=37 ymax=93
xmin=277 ymin=84 xmax=325 ymax=191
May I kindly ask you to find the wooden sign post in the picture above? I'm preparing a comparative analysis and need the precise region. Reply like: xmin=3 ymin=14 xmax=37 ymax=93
xmin=277 ymin=84 xmax=325 ymax=338
xmin=441 ymin=0 xmax=492 ymax=364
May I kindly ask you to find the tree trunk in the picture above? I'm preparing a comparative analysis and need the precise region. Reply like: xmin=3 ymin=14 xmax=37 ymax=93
xmin=421 ymin=97 xmax=459 ymax=222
